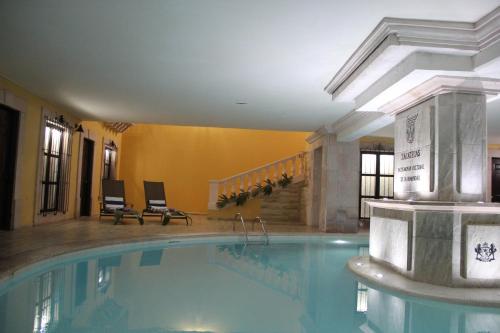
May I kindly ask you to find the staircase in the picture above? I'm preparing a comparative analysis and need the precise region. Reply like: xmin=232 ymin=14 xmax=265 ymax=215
xmin=207 ymin=152 xmax=308 ymax=224
xmin=260 ymin=181 xmax=304 ymax=224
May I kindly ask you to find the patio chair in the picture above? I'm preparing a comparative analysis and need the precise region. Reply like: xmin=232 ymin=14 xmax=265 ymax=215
xmin=142 ymin=181 xmax=192 ymax=226
xmin=100 ymin=179 xmax=144 ymax=225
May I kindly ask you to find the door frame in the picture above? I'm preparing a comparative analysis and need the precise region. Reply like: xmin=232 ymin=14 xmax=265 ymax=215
xmin=0 ymin=88 xmax=26 ymax=229
xmin=80 ymin=138 xmax=95 ymax=216
xmin=75 ymin=130 xmax=98 ymax=218
xmin=488 ymin=149 xmax=500 ymax=202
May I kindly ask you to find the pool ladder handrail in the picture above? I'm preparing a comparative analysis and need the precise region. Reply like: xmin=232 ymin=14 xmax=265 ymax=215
xmin=234 ymin=213 xmax=249 ymax=243
xmin=253 ymin=216 xmax=269 ymax=244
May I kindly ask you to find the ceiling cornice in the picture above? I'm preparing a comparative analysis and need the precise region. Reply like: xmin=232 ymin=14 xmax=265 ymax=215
xmin=306 ymin=124 xmax=335 ymax=143
xmin=378 ymin=76 xmax=500 ymax=115
xmin=324 ymin=6 xmax=500 ymax=96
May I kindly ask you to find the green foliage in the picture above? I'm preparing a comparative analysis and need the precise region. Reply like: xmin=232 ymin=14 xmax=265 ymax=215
xmin=277 ymin=173 xmax=293 ymax=188
xmin=216 ymin=194 xmax=230 ymax=209
xmin=217 ymin=173 xmax=294 ymax=208
xmin=251 ymin=184 xmax=263 ymax=197
xmin=229 ymin=192 xmax=238 ymax=203
xmin=236 ymin=189 xmax=251 ymax=206
xmin=263 ymin=178 xmax=275 ymax=196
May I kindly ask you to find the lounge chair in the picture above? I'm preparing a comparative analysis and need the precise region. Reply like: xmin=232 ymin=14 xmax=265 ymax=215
xmin=142 ymin=181 xmax=192 ymax=225
xmin=100 ymin=179 xmax=144 ymax=225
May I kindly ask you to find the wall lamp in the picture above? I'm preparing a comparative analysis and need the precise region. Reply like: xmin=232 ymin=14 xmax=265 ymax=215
xmin=55 ymin=115 xmax=85 ymax=133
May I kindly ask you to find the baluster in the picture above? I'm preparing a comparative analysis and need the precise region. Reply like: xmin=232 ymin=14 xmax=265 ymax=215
xmin=248 ymin=173 xmax=253 ymax=189
xmin=230 ymin=179 xmax=235 ymax=194
xmin=273 ymin=163 xmax=278 ymax=180
xmin=297 ymin=154 xmax=303 ymax=176
xmin=222 ymin=181 xmax=227 ymax=196
xmin=208 ymin=180 xmax=219 ymax=210
xmin=239 ymin=176 xmax=244 ymax=190
xmin=255 ymin=169 xmax=261 ymax=185
xmin=265 ymin=166 xmax=271 ymax=181
xmin=290 ymin=157 xmax=295 ymax=177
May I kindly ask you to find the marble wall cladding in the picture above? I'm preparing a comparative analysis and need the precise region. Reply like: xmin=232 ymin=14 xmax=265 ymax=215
xmin=394 ymin=92 xmax=487 ymax=202
xmin=458 ymin=144 xmax=484 ymax=195
xmin=370 ymin=215 xmax=411 ymax=271
xmin=320 ymin=136 xmax=360 ymax=233
xmin=394 ymin=98 xmax=434 ymax=199
xmin=414 ymin=211 xmax=453 ymax=240
xmin=371 ymin=206 xmax=500 ymax=286
xmin=413 ymin=211 xmax=454 ymax=285
xmin=372 ymin=207 xmax=413 ymax=221
xmin=466 ymin=225 xmax=500 ymax=279
xmin=413 ymin=237 xmax=453 ymax=285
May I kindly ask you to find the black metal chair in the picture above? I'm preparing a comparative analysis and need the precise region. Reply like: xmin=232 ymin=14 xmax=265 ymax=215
xmin=100 ymin=179 xmax=143 ymax=225
xmin=142 ymin=181 xmax=192 ymax=226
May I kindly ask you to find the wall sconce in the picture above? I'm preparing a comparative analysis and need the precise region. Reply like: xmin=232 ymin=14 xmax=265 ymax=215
xmin=74 ymin=124 xmax=84 ymax=133
xmin=109 ymin=140 xmax=118 ymax=149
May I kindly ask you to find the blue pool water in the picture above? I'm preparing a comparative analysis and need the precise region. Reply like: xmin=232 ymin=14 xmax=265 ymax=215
xmin=0 ymin=236 xmax=499 ymax=333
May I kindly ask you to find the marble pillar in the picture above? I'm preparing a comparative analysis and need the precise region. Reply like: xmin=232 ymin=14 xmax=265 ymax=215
xmin=366 ymin=91 xmax=500 ymax=287
xmin=394 ymin=92 xmax=487 ymax=202
xmin=309 ymin=134 xmax=360 ymax=233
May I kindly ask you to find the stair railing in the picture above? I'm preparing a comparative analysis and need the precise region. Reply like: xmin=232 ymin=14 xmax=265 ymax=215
xmin=234 ymin=213 xmax=249 ymax=243
xmin=208 ymin=152 xmax=306 ymax=209
xmin=253 ymin=216 xmax=269 ymax=244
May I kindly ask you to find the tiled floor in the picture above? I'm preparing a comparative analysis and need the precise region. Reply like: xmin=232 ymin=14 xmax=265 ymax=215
xmin=0 ymin=215 xmax=322 ymax=280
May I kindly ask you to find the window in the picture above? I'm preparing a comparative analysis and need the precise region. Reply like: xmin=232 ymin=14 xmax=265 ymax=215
xmin=40 ymin=118 xmax=72 ymax=215
xmin=103 ymin=147 xmax=112 ymax=180
xmin=102 ymin=144 xmax=117 ymax=180
xmin=359 ymin=152 xmax=394 ymax=219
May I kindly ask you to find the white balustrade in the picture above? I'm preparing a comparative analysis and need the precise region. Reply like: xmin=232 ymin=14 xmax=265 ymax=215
xmin=208 ymin=152 xmax=307 ymax=209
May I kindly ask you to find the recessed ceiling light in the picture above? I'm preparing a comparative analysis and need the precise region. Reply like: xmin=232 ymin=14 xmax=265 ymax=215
xmin=235 ymin=102 xmax=248 ymax=105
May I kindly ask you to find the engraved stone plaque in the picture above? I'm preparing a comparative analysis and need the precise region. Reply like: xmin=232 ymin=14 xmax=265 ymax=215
xmin=394 ymin=99 xmax=434 ymax=198
xmin=466 ymin=225 xmax=500 ymax=279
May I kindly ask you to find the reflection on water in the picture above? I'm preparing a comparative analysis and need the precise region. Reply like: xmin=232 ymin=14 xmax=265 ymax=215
xmin=0 ymin=240 xmax=499 ymax=333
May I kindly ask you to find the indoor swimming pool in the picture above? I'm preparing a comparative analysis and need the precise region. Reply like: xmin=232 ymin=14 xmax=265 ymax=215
xmin=0 ymin=235 xmax=499 ymax=333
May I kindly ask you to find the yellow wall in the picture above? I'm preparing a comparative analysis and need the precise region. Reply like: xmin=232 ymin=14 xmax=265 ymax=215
xmin=0 ymin=77 xmax=122 ymax=226
xmin=80 ymin=121 xmax=122 ymax=217
xmin=119 ymin=124 xmax=310 ymax=213
xmin=0 ymin=75 xmax=81 ymax=227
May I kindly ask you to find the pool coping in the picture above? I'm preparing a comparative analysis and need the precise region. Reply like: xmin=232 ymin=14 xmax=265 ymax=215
xmin=0 ymin=232 xmax=367 ymax=288
xmin=348 ymin=255 xmax=500 ymax=308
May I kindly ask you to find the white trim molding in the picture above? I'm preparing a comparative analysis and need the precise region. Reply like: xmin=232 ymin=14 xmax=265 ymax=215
xmin=325 ymin=6 xmax=500 ymax=97
xmin=379 ymin=76 xmax=500 ymax=115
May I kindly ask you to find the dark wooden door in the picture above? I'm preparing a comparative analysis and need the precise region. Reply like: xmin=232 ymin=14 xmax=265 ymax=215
xmin=80 ymin=138 xmax=94 ymax=216
xmin=0 ymin=105 xmax=20 ymax=230
xmin=492 ymin=158 xmax=500 ymax=202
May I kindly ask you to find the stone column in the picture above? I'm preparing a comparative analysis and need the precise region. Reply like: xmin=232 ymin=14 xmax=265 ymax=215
xmin=394 ymin=92 xmax=487 ymax=202
xmin=319 ymin=135 xmax=360 ymax=232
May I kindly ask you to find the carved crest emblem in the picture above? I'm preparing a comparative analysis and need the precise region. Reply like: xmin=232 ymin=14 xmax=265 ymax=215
xmin=475 ymin=242 xmax=497 ymax=262
xmin=406 ymin=114 xmax=418 ymax=144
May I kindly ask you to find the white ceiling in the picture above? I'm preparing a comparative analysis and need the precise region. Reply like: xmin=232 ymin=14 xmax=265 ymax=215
xmin=0 ymin=1 xmax=499 ymax=131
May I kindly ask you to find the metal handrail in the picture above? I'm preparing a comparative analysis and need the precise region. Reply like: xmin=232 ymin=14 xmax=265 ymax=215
xmin=234 ymin=213 xmax=249 ymax=243
xmin=254 ymin=216 xmax=269 ymax=244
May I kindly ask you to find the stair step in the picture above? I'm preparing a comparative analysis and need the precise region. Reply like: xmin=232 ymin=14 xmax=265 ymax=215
xmin=264 ymin=219 xmax=304 ymax=225
xmin=262 ymin=203 xmax=300 ymax=207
